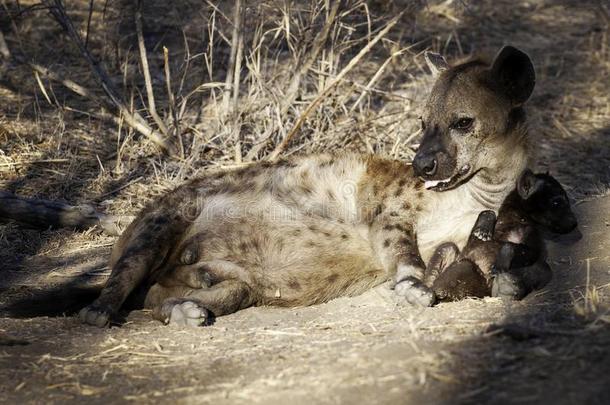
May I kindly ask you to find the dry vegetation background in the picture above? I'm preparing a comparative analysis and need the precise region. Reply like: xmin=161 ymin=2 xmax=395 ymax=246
xmin=0 ymin=0 xmax=609 ymax=403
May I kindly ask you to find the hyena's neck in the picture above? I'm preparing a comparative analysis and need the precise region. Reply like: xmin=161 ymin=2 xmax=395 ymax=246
xmin=466 ymin=171 xmax=519 ymax=210
xmin=416 ymin=129 xmax=530 ymax=262
xmin=470 ymin=121 xmax=532 ymax=208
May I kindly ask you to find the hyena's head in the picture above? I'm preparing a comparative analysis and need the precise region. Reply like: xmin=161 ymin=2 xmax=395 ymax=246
xmin=413 ymin=46 xmax=535 ymax=191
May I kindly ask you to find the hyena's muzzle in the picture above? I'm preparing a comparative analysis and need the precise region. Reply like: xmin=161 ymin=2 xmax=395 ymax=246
xmin=412 ymin=124 xmax=470 ymax=191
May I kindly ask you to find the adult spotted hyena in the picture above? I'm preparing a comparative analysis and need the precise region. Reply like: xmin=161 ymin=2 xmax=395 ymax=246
xmin=80 ymin=46 xmax=536 ymax=327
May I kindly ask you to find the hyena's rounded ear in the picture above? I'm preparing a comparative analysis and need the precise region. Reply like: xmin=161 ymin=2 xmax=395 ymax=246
xmin=490 ymin=46 xmax=536 ymax=106
xmin=517 ymin=168 xmax=544 ymax=200
xmin=491 ymin=45 xmax=536 ymax=107
xmin=425 ymin=51 xmax=449 ymax=77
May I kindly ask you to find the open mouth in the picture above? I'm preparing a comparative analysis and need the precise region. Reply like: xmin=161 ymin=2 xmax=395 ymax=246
xmin=423 ymin=164 xmax=472 ymax=191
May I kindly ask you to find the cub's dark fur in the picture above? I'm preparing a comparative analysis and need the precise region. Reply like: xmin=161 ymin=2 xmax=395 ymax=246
xmin=426 ymin=170 xmax=577 ymax=302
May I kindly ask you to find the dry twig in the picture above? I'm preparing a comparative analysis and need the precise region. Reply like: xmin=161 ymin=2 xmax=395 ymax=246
xmin=134 ymin=0 xmax=169 ymax=137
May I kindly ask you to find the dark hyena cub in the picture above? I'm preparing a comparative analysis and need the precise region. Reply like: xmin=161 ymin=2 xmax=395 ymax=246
xmin=426 ymin=170 xmax=577 ymax=302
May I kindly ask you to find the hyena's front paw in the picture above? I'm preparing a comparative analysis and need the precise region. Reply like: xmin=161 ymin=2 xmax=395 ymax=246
xmin=491 ymin=272 xmax=526 ymax=301
xmin=79 ymin=304 xmax=112 ymax=327
xmin=160 ymin=299 xmax=208 ymax=327
xmin=394 ymin=277 xmax=436 ymax=307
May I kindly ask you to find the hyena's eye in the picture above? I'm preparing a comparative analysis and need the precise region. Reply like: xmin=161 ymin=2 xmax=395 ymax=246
xmin=451 ymin=117 xmax=474 ymax=131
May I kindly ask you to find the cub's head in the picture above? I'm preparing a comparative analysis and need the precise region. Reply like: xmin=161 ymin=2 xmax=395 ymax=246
xmin=517 ymin=169 xmax=578 ymax=234
xmin=413 ymin=46 xmax=536 ymax=191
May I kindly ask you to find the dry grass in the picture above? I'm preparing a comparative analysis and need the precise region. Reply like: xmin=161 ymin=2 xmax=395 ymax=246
xmin=571 ymin=258 xmax=610 ymax=326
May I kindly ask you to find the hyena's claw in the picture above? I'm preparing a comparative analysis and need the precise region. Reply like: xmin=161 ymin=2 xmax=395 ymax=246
xmin=162 ymin=299 xmax=208 ymax=327
xmin=491 ymin=272 xmax=526 ymax=301
xmin=79 ymin=305 xmax=111 ymax=327
xmin=394 ymin=277 xmax=436 ymax=307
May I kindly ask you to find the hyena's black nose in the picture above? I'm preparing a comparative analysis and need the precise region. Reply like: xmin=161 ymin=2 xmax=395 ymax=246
xmin=413 ymin=154 xmax=437 ymax=177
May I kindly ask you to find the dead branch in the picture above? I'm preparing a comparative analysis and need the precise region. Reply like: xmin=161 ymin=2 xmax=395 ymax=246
xmin=0 ymin=191 xmax=133 ymax=236
xmin=268 ymin=11 xmax=404 ymax=161
xmin=26 ymin=60 xmax=93 ymax=99
xmin=349 ymin=47 xmax=410 ymax=113
xmin=41 ymin=0 xmax=176 ymax=156
xmin=163 ymin=47 xmax=184 ymax=158
xmin=10 ymin=52 xmax=170 ymax=155
xmin=134 ymin=0 xmax=169 ymax=137
xmin=232 ymin=4 xmax=244 ymax=163
xmin=222 ymin=0 xmax=242 ymax=114
xmin=1 ymin=28 xmax=96 ymax=103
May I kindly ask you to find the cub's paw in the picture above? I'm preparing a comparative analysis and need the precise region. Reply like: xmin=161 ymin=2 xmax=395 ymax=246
xmin=472 ymin=210 xmax=496 ymax=241
xmin=491 ymin=272 xmax=526 ymax=301
xmin=79 ymin=305 xmax=111 ymax=327
xmin=473 ymin=227 xmax=493 ymax=242
xmin=394 ymin=277 xmax=436 ymax=307
xmin=161 ymin=299 xmax=208 ymax=327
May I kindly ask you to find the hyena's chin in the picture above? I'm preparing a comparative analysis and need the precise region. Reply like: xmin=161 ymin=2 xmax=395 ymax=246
xmin=423 ymin=164 xmax=473 ymax=192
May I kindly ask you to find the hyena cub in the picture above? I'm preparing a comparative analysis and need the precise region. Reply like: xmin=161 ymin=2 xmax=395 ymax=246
xmin=79 ymin=46 xmax=536 ymax=327
xmin=426 ymin=170 xmax=577 ymax=302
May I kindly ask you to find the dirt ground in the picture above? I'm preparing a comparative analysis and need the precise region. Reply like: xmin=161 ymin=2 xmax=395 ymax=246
xmin=1 ymin=0 xmax=609 ymax=404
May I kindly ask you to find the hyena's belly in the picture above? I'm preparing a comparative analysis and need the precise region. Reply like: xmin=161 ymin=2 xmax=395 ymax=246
xmin=183 ymin=194 xmax=385 ymax=306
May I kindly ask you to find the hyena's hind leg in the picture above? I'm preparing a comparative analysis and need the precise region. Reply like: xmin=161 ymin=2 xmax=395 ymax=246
xmin=79 ymin=187 xmax=199 ymax=327
xmin=424 ymin=242 xmax=459 ymax=288
xmin=145 ymin=260 xmax=255 ymax=327
xmin=150 ymin=280 xmax=253 ymax=326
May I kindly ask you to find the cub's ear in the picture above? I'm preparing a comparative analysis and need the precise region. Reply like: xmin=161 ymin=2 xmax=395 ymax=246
xmin=425 ymin=51 xmax=449 ymax=77
xmin=489 ymin=46 xmax=535 ymax=106
xmin=517 ymin=169 xmax=544 ymax=199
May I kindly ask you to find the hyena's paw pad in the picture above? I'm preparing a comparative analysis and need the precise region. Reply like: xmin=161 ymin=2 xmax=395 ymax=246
xmin=164 ymin=300 xmax=208 ymax=327
xmin=491 ymin=272 xmax=526 ymax=301
xmin=394 ymin=277 xmax=436 ymax=307
xmin=79 ymin=305 xmax=111 ymax=328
